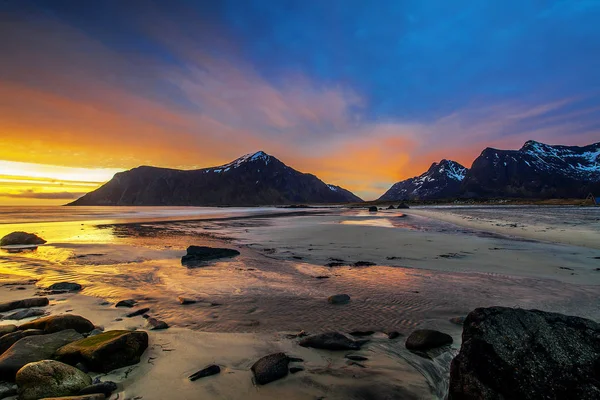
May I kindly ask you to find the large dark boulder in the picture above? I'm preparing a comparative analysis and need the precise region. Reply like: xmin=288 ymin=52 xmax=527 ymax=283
xmin=0 ymin=329 xmax=83 ymax=381
xmin=19 ymin=314 xmax=94 ymax=334
xmin=0 ymin=232 xmax=46 ymax=246
xmin=251 ymin=353 xmax=289 ymax=385
xmin=405 ymin=329 xmax=453 ymax=351
xmin=54 ymin=330 xmax=148 ymax=373
xmin=448 ymin=307 xmax=600 ymax=400
xmin=181 ymin=246 xmax=240 ymax=267
xmin=0 ymin=329 xmax=44 ymax=355
xmin=0 ymin=297 xmax=49 ymax=313
xmin=16 ymin=360 xmax=92 ymax=400
xmin=298 ymin=332 xmax=362 ymax=351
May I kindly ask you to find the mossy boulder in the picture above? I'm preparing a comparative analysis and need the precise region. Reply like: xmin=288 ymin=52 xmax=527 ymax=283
xmin=16 ymin=360 xmax=91 ymax=400
xmin=19 ymin=314 xmax=94 ymax=334
xmin=54 ymin=330 xmax=148 ymax=373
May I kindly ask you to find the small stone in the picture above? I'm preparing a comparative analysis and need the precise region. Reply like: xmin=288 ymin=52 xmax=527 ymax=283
xmin=177 ymin=296 xmax=197 ymax=305
xmin=386 ymin=331 xmax=401 ymax=339
xmin=115 ymin=299 xmax=136 ymax=308
xmin=368 ymin=206 xmax=378 ymax=212
xmin=189 ymin=364 xmax=221 ymax=381
xmin=251 ymin=353 xmax=289 ymax=385
xmin=146 ymin=317 xmax=169 ymax=330
xmin=345 ymin=354 xmax=368 ymax=361
xmin=449 ymin=316 xmax=466 ymax=325
xmin=315 ymin=276 xmax=330 ymax=279
xmin=181 ymin=246 xmax=240 ymax=267
xmin=405 ymin=329 xmax=453 ymax=351
xmin=78 ymin=381 xmax=117 ymax=397
xmin=349 ymin=330 xmax=374 ymax=337
xmin=298 ymin=332 xmax=362 ymax=351
xmin=47 ymin=282 xmax=83 ymax=292
xmin=328 ymin=294 xmax=351 ymax=305
xmin=126 ymin=308 xmax=150 ymax=317
xmin=289 ymin=367 xmax=304 ymax=374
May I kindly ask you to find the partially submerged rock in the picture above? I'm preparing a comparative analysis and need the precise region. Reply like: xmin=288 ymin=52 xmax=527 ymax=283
xmin=449 ymin=316 xmax=466 ymax=326
xmin=145 ymin=317 xmax=168 ymax=330
xmin=368 ymin=206 xmax=378 ymax=212
xmin=177 ymin=296 xmax=197 ymax=305
xmin=0 ymin=329 xmax=44 ymax=355
xmin=55 ymin=330 xmax=148 ymax=373
xmin=16 ymin=360 xmax=92 ymax=400
xmin=0 ymin=232 xmax=46 ymax=246
xmin=353 ymin=261 xmax=376 ymax=267
xmin=251 ymin=353 xmax=289 ymax=385
xmin=448 ymin=307 xmax=600 ymax=400
xmin=405 ymin=329 xmax=453 ymax=351
xmin=47 ymin=282 xmax=83 ymax=293
xmin=189 ymin=364 xmax=220 ymax=381
xmin=4 ymin=308 xmax=46 ymax=321
xmin=327 ymin=294 xmax=351 ymax=305
xmin=78 ymin=381 xmax=117 ymax=397
xmin=298 ymin=332 xmax=362 ymax=351
xmin=0 ymin=297 xmax=49 ymax=313
xmin=115 ymin=299 xmax=136 ymax=308
xmin=181 ymin=246 xmax=240 ymax=267
xmin=0 ymin=329 xmax=83 ymax=381
xmin=19 ymin=314 xmax=94 ymax=334
xmin=125 ymin=308 xmax=150 ymax=318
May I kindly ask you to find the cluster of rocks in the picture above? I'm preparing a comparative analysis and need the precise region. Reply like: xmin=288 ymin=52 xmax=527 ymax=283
xmin=366 ymin=203 xmax=409 ymax=212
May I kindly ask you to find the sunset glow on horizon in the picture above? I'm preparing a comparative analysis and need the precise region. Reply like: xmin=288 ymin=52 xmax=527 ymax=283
xmin=1 ymin=1 xmax=599 ymax=205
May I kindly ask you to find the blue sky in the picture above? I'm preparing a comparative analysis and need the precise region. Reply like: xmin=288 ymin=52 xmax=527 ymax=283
xmin=1 ymin=0 xmax=599 ymax=200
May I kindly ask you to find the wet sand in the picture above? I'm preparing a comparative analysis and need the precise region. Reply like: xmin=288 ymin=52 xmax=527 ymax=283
xmin=0 ymin=205 xmax=599 ymax=399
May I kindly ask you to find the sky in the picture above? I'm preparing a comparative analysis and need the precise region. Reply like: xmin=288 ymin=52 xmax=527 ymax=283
xmin=1 ymin=0 xmax=600 ymax=204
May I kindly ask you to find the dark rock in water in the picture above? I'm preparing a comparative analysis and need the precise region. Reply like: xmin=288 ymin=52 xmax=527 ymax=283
xmin=189 ymin=364 xmax=221 ymax=381
xmin=353 ymin=261 xmax=376 ymax=267
xmin=251 ymin=353 xmax=289 ymax=385
xmin=78 ymin=381 xmax=118 ymax=397
xmin=448 ymin=307 xmax=600 ymax=400
xmin=449 ymin=316 xmax=466 ymax=325
xmin=47 ymin=282 xmax=83 ymax=292
xmin=0 ymin=329 xmax=44 ymax=355
xmin=126 ymin=308 xmax=150 ymax=318
xmin=55 ymin=330 xmax=149 ymax=373
xmin=386 ymin=331 xmax=401 ymax=340
xmin=146 ymin=317 xmax=169 ymax=330
xmin=177 ymin=296 xmax=197 ymax=305
xmin=0 ymin=329 xmax=83 ymax=381
xmin=0 ymin=324 xmax=17 ymax=338
xmin=115 ymin=299 xmax=136 ymax=308
xmin=4 ymin=308 xmax=46 ymax=321
xmin=298 ymin=332 xmax=362 ymax=351
xmin=19 ymin=314 xmax=94 ymax=334
xmin=349 ymin=330 xmax=374 ymax=337
xmin=16 ymin=360 xmax=92 ymax=400
xmin=345 ymin=354 xmax=368 ymax=361
xmin=328 ymin=294 xmax=351 ymax=304
xmin=325 ymin=262 xmax=346 ymax=267
xmin=397 ymin=203 xmax=410 ymax=209
xmin=0 ymin=232 xmax=46 ymax=246
xmin=0 ymin=297 xmax=49 ymax=313
xmin=289 ymin=367 xmax=304 ymax=374
xmin=315 ymin=275 xmax=330 ymax=279
xmin=387 ymin=205 xmax=395 ymax=209
xmin=181 ymin=246 xmax=240 ymax=267
xmin=368 ymin=206 xmax=378 ymax=212
xmin=405 ymin=329 xmax=453 ymax=351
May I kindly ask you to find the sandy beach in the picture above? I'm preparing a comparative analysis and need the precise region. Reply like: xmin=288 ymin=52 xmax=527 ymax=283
xmin=0 ymin=205 xmax=598 ymax=399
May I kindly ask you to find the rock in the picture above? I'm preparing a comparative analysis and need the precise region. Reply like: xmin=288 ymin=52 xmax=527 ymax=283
xmin=448 ymin=307 xmax=600 ymax=400
xmin=177 ymin=296 xmax=197 ymax=305
xmin=449 ymin=316 xmax=466 ymax=325
xmin=298 ymin=332 xmax=362 ymax=351
xmin=0 ymin=232 xmax=46 ymax=246
xmin=0 ymin=297 xmax=49 ymax=313
xmin=386 ymin=331 xmax=401 ymax=340
xmin=353 ymin=261 xmax=376 ymax=267
xmin=181 ymin=246 xmax=240 ymax=267
xmin=251 ymin=353 xmax=289 ymax=385
xmin=115 ymin=299 xmax=136 ymax=308
xmin=405 ymin=329 xmax=453 ymax=351
xmin=325 ymin=262 xmax=345 ymax=267
xmin=0 ymin=329 xmax=82 ymax=381
xmin=47 ymin=283 xmax=83 ymax=292
xmin=86 ymin=329 xmax=103 ymax=337
xmin=387 ymin=205 xmax=395 ymax=209
xmin=78 ymin=381 xmax=117 ymax=397
xmin=125 ymin=308 xmax=149 ymax=318
xmin=40 ymin=395 xmax=105 ymax=400
xmin=349 ymin=330 xmax=374 ymax=337
xmin=0 ymin=324 xmax=17 ymax=338
xmin=16 ymin=360 xmax=92 ymax=400
xmin=188 ymin=364 xmax=221 ymax=381
xmin=54 ymin=330 xmax=148 ymax=373
xmin=345 ymin=354 xmax=368 ymax=361
xmin=314 ymin=275 xmax=330 ymax=279
xmin=0 ymin=382 xmax=17 ymax=398
xmin=327 ymin=294 xmax=351 ymax=305
xmin=289 ymin=367 xmax=303 ymax=374
xmin=145 ymin=317 xmax=168 ymax=330
xmin=397 ymin=203 xmax=410 ymax=209
xmin=0 ymin=329 xmax=44 ymax=355
xmin=19 ymin=314 xmax=94 ymax=334
xmin=368 ymin=206 xmax=378 ymax=212
xmin=3 ymin=308 xmax=46 ymax=321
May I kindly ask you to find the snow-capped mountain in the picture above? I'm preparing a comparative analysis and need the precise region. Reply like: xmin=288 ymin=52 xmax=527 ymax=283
xmin=379 ymin=159 xmax=467 ymax=201
xmin=462 ymin=141 xmax=600 ymax=198
xmin=69 ymin=151 xmax=362 ymax=206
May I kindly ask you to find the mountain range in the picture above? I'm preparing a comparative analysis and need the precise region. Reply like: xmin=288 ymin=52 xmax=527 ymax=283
xmin=380 ymin=140 xmax=600 ymax=201
xmin=69 ymin=151 xmax=362 ymax=206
